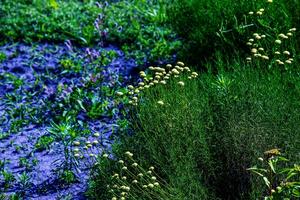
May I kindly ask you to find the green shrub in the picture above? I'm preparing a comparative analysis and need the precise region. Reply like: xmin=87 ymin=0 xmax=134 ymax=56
xmin=0 ymin=0 xmax=100 ymax=44
xmin=100 ymin=0 xmax=182 ymax=64
xmin=114 ymin=60 xmax=300 ymax=199
xmin=87 ymin=152 xmax=177 ymax=200
xmin=248 ymin=149 xmax=300 ymax=199
xmin=167 ymin=0 xmax=300 ymax=66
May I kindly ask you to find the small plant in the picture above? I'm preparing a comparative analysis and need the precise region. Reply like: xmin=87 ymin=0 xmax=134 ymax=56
xmin=0 ymin=52 xmax=6 ymax=63
xmin=18 ymin=157 xmax=31 ymax=170
xmin=248 ymin=149 xmax=300 ymax=199
xmin=88 ymin=151 xmax=174 ymax=200
xmin=18 ymin=171 xmax=31 ymax=190
xmin=59 ymin=59 xmax=82 ymax=74
xmin=48 ymin=117 xmax=79 ymax=170
xmin=35 ymin=135 xmax=55 ymax=151
xmin=60 ymin=169 xmax=76 ymax=185
xmin=1 ymin=170 xmax=15 ymax=189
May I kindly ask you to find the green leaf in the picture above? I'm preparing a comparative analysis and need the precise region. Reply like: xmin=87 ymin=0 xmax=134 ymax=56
xmin=268 ymin=160 xmax=276 ymax=173
xmin=77 ymin=100 xmax=86 ymax=112
xmin=263 ymin=177 xmax=270 ymax=188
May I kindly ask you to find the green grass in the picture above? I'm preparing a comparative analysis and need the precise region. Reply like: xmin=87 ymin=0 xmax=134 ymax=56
xmin=0 ymin=0 xmax=100 ymax=45
xmin=102 ymin=58 xmax=300 ymax=199
xmin=167 ymin=0 xmax=300 ymax=66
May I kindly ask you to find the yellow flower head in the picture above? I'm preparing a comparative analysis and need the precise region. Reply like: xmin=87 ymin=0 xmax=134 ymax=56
xmin=178 ymin=81 xmax=185 ymax=86
xmin=157 ymin=100 xmax=164 ymax=106
xmin=275 ymin=39 xmax=282 ymax=44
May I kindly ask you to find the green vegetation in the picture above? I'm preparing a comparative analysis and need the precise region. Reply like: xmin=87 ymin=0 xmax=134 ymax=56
xmin=248 ymin=150 xmax=300 ymax=199
xmin=167 ymin=0 xmax=300 ymax=65
xmin=103 ymin=60 xmax=300 ymax=199
xmin=0 ymin=0 xmax=299 ymax=199
xmin=0 ymin=0 xmax=99 ymax=44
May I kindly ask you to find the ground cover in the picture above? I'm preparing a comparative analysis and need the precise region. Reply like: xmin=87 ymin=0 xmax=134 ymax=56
xmin=0 ymin=0 xmax=299 ymax=199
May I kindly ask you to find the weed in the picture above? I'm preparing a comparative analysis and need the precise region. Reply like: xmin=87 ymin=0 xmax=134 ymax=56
xmin=248 ymin=150 xmax=300 ymax=199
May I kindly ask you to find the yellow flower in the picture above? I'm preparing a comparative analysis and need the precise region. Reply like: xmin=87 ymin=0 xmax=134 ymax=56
xmin=103 ymin=153 xmax=109 ymax=158
xmin=74 ymin=153 xmax=80 ymax=157
xmin=178 ymin=81 xmax=185 ymax=86
xmin=259 ymin=8 xmax=265 ymax=12
xmin=287 ymin=32 xmax=293 ymax=36
xmin=267 ymin=0 xmax=273 ymax=3
xmin=125 ymin=151 xmax=133 ymax=157
xmin=92 ymin=140 xmax=99 ymax=145
xmin=285 ymin=60 xmax=292 ymax=64
xmin=274 ymin=51 xmax=280 ymax=55
xmin=256 ymin=11 xmax=263 ymax=16
xmin=255 ymin=35 xmax=262 ymax=40
xmin=251 ymin=48 xmax=258 ymax=54
xmin=116 ymin=91 xmax=124 ymax=96
xmin=132 ymin=96 xmax=138 ymax=101
xmin=275 ymin=39 xmax=282 ymax=44
xmin=73 ymin=141 xmax=80 ymax=146
xmin=191 ymin=72 xmax=198 ymax=76
xmin=160 ymin=80 xmax=167 ymax=85
xmin=279 ymin=33 xmax=287 ymax=39
xmin=94 ymin=132 xmax=100 ymax=137
xmin=258 ymin=48 xmax=264 ymax=51
xmin=177 ymin=61 xmax=185 ymax=66
xmin=261 ymin=55 xmax=269 ymax=60
xmin=166 ymin=64 xmax=172 ymax=68
xmin=171 ymin=69 xmax=180 ymax=75
xmin=132 ymin=163 xmax=138 ymax=167
xmin=283 ymin=51 xmax=290 ymax=55
xmin=157 ymin=100 xmax=164 ymax=106
xmin=289 ymin=28 xmax=297 ymax=32
xmin=149 ymin=66 xmax=155 ymax=70
xmin=248 ymin=11 xmax=254 ymax=15
xmin=128 ymin=85 xmax=134 ymax=90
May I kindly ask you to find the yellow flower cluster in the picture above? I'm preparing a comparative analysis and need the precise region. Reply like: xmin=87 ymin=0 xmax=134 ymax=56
xmin=72 ymin=131 xmax=102 ymax=161
xmin=105 ymin=151 xmax=168 ymax=200
xmin=124 ymin=62 xmax=199 ymax=106
xmin=246 ymin=10 xmax=296 ymax=67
